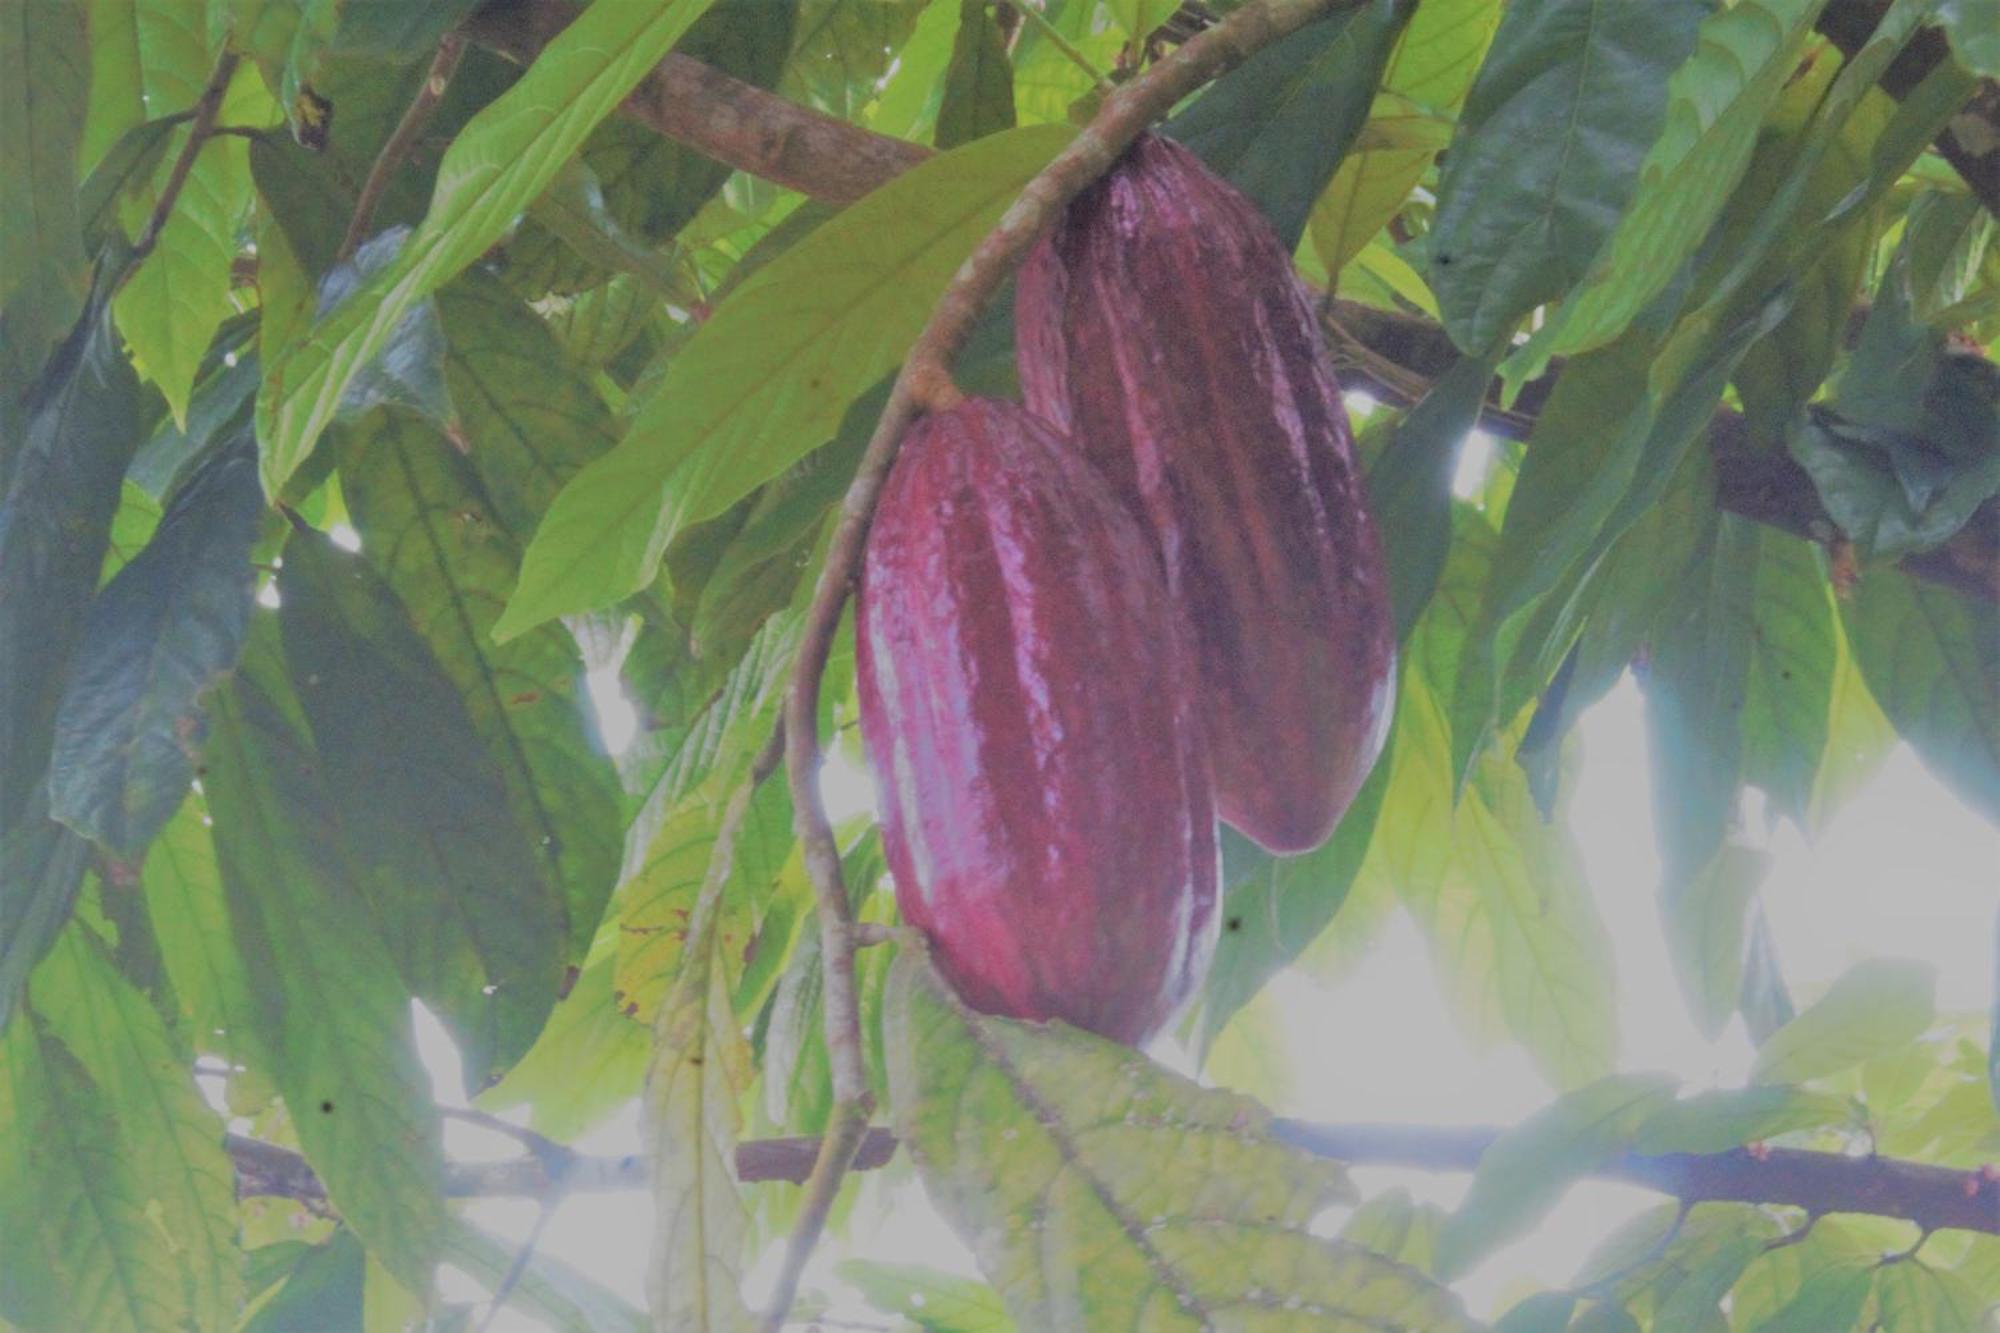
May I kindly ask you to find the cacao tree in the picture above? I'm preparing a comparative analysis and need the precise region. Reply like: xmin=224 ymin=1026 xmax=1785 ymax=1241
xmin=1 ymin=0 xmax=1997 ymax=1329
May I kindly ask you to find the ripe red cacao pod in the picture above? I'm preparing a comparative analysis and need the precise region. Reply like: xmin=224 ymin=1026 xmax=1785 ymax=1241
xmin=1016 ymin=134 xmax=1396 ymax=854
xmin=856 ymin=396 xmax=1218 ymax=1045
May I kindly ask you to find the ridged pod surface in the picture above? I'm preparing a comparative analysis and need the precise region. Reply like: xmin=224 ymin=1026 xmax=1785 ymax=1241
xmin=856 ymin=397 xmax=1218 ymax=1045
xmin=1017 ymin=133 xmax=1396 ymax=854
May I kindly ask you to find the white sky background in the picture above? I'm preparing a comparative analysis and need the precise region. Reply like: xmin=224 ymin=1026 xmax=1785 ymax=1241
xmin=409 ymin=430 xmax=1998 ymax=1328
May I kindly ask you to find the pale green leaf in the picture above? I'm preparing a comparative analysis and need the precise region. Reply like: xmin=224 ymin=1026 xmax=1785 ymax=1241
xmin=495 ymin=124 xmax=1073 ymax=640
xmin=887 ymin=953 xmax=1479 ymax=1330
xmin=1740 ymin=534 xmax=1837 ymax=824
xmin=255 ymin=0 xmax=722 ymax=496
xmin=141 ymin=794 xmax=259 ymax=1057
xmin=1876 ymin=1259 xmax=1989 ymax=1332
xmin=442 ymin=1216 xmax=648 ymax=1333
xmin=1751 ymin=959 xmax=1937 ymax=1086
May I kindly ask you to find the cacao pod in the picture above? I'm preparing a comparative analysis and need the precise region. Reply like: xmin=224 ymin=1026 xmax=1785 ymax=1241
xmin=856 ymin=397 xmax=1218 ymax=1045
xmin=1016 ymin=133 xmax=1396 ymax=854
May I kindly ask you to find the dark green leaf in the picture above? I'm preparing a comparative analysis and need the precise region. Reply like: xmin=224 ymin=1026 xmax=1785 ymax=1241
xmin=1842 ymin=568 xmax=2000 ymax=822
xmin=48 ymin=441 xmax=262 ymax=856
xmin=0 ymin=791 xmax=90 ymax=1032
xmin=127 ymin=320 xmax=259 ymax=499
xmin=141 ymin=795 xmax=260 ymax=1058
xmin=327 ymin=0 xmax=484 ymax=61
xmin=1367 ymin=352 xmax=1502 ymax=640
xmin=239 ymin=1231 xmax=367 ymax=1333
xmin=1427 ymin=0 xmax=1705 ymax=354
xmin=316 ymin=228 xmax=458 ymax=433
xmin=1166 ymin=0 xmax=1413 ymax=251
xmin=1740 ymin=533 xmax=1836 ymax=824
xmin=1196 ymin=752 xmax=1388 ymax=1054
xmin=1435 ymin=1074 xmax=1679 ymax=1279
xmin=1494 ymin=1292 xmax=1577 ymax=1333
xmin=1940 ymin=0 xmax=2000 ymax=75
xmin=0 ymin=0 xmax=89 ymax=375
xmin=204 ymin=627 xmax=446 ymax=1292
xmin=77 ymin=116 xmax=181 ymax=251
xmin=0 ymin=301 xmax=142 ymax=831
xmin=277 ymin=528 xmax=568 ymax=1084
xmin=936 ymin=0 xmax=1016 ymax=150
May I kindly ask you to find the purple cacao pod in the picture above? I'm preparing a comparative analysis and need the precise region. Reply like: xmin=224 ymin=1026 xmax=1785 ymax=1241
xmin=1016 ymin=133 xmax=1396 ymax=854
xmin=856 ymin=396 xmax=1218 ymax=1045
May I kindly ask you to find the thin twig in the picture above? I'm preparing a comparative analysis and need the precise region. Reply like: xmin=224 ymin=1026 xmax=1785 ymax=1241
xmin=1010 ymin=0 xmax=1115 ymax=91
xmin=124 ymin=51 xmax=242 ymax=278
xmin=337 ymin=33 xmax=466 ymax=263
xmin=759 ymin=3 xmax=1364 ymax=1327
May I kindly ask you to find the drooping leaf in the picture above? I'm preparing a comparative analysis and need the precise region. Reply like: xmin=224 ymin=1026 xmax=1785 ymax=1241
xmin=642 ymin=820 xmax=758 ymax=1333
xmin=1842 ymin=568 xmax=2000 ymax=823
xmin=1309 ymin=0 xmax=1499 ymax=279
xmin=1434 ymin=1074 xmax=1679 ymax=1280
xmin=203 ymin=626 xmax=446 ymax=1294
xmin=888 ymin=952 xmax=1478 ymax=1330
xmin=0 ymin=792 xmax=90 ymax=1037
xmin=476 ymin=956 xmax=649 ymax=1143
xmin=839 ymin=1260 xmax=1013 ymax=1333
xmin=0 ymin=300 xmax=142 ymax=832
xmin=0 ymin=1014 xmax=186 ymax=1333
xmin=338 ymin=379 xmax=623 ymax=958
xmin=1518 ymin=0 xmax=1829 ymax=364
xmin=935 ymin=0 xmax=1016 ymax=150
xmin=47 ymin=440 xmax=262 ymax=857
xmin=256 ymin=0 xmax=722 ymax=496
xmin=1750 ymin=959 xmax=1937 ymax=1087
xmin=29 ymin=925 xmax=242 ymax=1330
xmin=112 ymin=123 xmax=252 ymax=425
xmin=1739 ymin=533 xmax=1837 ymax=825
xmin=1427 ymin=0 xmax=1706 ymax=354
xmin=0 ymin=0 xmax=89 ymax=374
xmin=141 ymin=795 xmax=259 ymax=1058
xmin=237 ymin=1230 xmax=367 ymax=1333
xmin=1165 ymin=0 xmax=1413 ymax=252
xmin=496 ymin=124 xmax=1074 ymax=639
xmin=276 ymin=527 xmax=567 ymax=1086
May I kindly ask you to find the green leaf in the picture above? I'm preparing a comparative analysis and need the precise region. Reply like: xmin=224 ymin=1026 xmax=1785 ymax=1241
xmin=1519 ymin=0 xmax=1828 ymax=363
xmin=935 ymin=0 xmax=1016 ymax=150
xmin=887 ymin=953 xmax=1478 ymax=1330
xmin=839 ymin=1261 xmax=1013 ymax=1333
xmin=47 ymin=441 xmax=262 ymax=856
xmin=325 ymin=0 xmax=484 ymax=62
xmin=141 ymin=795 xmax=259 ymax=1057
xmin=1940 ymin=0 xmax=2000 ymax=76
xmin=1195 ymin=752 xmax=1388 ymax=1054
xmin=1740 ymin=533 xmax=1837 ymax=824
xmin=1748 ymin=1263 xmax=1875 ymax=1332
xmin=441 ymin=1216 xmax=647 ymax=1333
xmin=204 ymin=627 xmax=446 ymax=1295
xmin=1339 ymin=1189 xmax=1445 ymax=1275
xmin=1631 ymin=1085 xmax=1855 ymax=1154
xmin=78 ymin=115 xmax=180 ymax=252
xmin=1309 ymin=0 xmax=1499 ymax=278
xmin=1876 ymin=1260 xmax=1989 ymax=1332
xmin=112 ymin=126 xmax=251 ymax=425
xmin=0 ymin=1015 xmax=186 ymax=1333
xmin=338 ymin=379 xmax=623 ymax=958
xmin=256 ymin=0 xmax=722 ymax=496
xmin=0 ymin=302 xmax=143 ymax=832
xmin=496 ymin=124 xmax=1073 ymax=639
xmin=0 ymin=794 xmax=90 ymax=1032
xmin=276 ymin=528 xmax=567 ymax=1085
xmin=0 ymin=0 xmax=89 ymax=374
xmin=239 ymin=1230 xmax=366 ymax=1333
xmin=1750 ymin=958 xmax=1937 ymax=1086
xmin=1434 ymin=1073 xmax=1679 ymax=1280
xmin=1428 ymin=0 xmax=1706 ymax=354
xmin=1105 ymin=0 xmax=1178 ymax=44
xmin=1842 ymin=568 xmax=2000 ymax=823
xmin=782 ymin=0 xmax=924 ymax=121
xmin=642 ymin=841 xmax=756 ymax=1333
xmin=1165 ymin=0 xmax=1413 ymax=252
xmin=29 ymin=926 xmax=242 ymax=1330
xmin=1494 ymin=1292 xmax=1578 ymax=1333
xmin=476 ymin=956 xmax=648 ymax=1143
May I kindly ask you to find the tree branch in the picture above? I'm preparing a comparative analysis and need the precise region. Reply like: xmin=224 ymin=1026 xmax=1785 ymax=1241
xmin=225 ymin=1123 xmax=2000 ymax=1238
xmin=124 ymin=51 xmax=242 ymax=277
xmin=338 ymin=32 xmax=466 ymax=263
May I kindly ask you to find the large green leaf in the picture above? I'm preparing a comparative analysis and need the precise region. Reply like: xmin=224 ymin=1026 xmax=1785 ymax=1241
xmin=1427 ymin=0 xmax=1706 ymax=354
xmin=0 ymin=0 xmax=88 ymax=375
xmin=276 ymin=528 xmax=567 ymax=1085
xmin=1518 ymin=0 xmax=1829 ymax=364
xmin=1165 ymin=0 xmax=1412 ymax=252
xmin=204 ymin=627 xmax=446 ymax=1294
xmin=28 ymin=925 xmax=241 ymax=1330
xmin=256 ymin=0 xmax=721 ymax=496
xmin=0 ymin=302 xmax=142 ymax=832
xmin=476 ymin=955 xmax=648 ymax=1143
xmin=1749 ymin=959 xmax=1937 ymax=1086
xmin=495 ymin=124 xmax=1073 ymax=640
xmin=887 ymin=953 xmax=1478 ymax=1330
xmin=140 ymin=795 xmax=259 ymax=1058
xmin=1736 ymin=534 xmax=1837 ymax=826
xmin=440 ymin=1216 xmax=648 ymax=1333
xmin=781 ymin=0 xmax=924 ymax=122
xmin=0 ymin=794 xmax=90 ymax=1037
xmin=1876 ymin=1259 xmax=1989 ymax=1332
xmin=1940 ymin=0 xmax=2000 ymax=74
xmin=1309 ymin=0 xmax=1499 ymax=279
xmin=935 ymin=0 xmax=1016 ymax=151
xmin=1435 ymin=1074 xmax=1679 ymax=1280
xmin=112 ymin=126 xmax=252 ymax=425
xmin=0 ymin=1015 xmax=185 ymax=1333
xmin=1842 ymin=569 xmax=2000 ymax=823
xmin=840 ymin=1261 xmax=1013 ymax=1333
xmin=47 ymin=441 xmax=262 ymax=857
xmin=339 ymin=385 xmax=623 ymax=958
